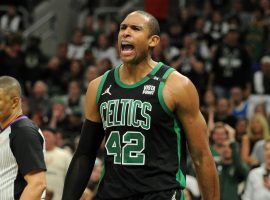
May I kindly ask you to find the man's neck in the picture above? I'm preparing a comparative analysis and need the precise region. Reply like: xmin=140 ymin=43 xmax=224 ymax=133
xmin=0 ymin=110 xmax=23 ymax=130
xmin=120 ymin=58 xmax=157 ymax=85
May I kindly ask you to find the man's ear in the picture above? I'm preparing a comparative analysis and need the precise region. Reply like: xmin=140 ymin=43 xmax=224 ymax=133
xmin=149 ymin=35 xmax=160 ymax=48
xmin=12 ymin=96 xmax=20 ymax=109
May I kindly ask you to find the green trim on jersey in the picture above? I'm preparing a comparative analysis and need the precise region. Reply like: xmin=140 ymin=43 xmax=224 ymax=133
xmin=180 ymin=191 xmax=185 ymax=200
xmin=174 ymin=119 xmax=186 ymax=188
xmin=158 ymin=67 xmax=175 ymax=118
xmin=114 ymin=62 xmax=163 ymax=88
xmin=96 ymin=70 xmax=110 ymax=104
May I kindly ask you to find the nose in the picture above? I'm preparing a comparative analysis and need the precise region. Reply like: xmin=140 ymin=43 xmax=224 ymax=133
xmin=122 ymin=27 xmax=131 ymax=38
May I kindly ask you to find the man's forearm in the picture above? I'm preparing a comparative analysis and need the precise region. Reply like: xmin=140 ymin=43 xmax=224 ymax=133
xmin=193 ymin=154 xmax=219 ymax=200
xmin=62 ymin=119 xmax=104 ymax=200
xmin=20 ymin=183 xmax=46 ymax=200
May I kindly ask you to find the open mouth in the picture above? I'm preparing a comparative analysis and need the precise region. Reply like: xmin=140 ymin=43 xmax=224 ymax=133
xmin=121 ymin=42 xmax=135 ymax=55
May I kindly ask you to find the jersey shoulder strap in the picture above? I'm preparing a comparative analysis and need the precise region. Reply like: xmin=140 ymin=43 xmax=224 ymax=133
xmin=147 ymin=63 xmax=175 ymax=83
xmin=156 ymin=64 xmax=175 ymax=117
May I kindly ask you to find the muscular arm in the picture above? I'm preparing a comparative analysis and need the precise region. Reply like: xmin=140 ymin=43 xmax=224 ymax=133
xmin=62 ymin=77 xmax=105 ymax=200
xmin=20 ymin=171 xmax=46 ymax=200
xmin=164 ymin=72 xmax=219 ymax=200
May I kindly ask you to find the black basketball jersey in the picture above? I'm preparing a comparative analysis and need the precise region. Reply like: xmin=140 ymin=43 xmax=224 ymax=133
xmin=96 ymin=62 xmax=187 ymax=199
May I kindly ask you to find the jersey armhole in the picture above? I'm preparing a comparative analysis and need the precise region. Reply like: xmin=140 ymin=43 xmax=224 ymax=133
xmin=96 ymin=70 xmax=110 ymax=104
xmin=158 ymin=68 xmax=175 ymax=118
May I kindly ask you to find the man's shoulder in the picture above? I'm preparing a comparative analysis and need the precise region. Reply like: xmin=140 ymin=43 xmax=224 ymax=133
xmin=10 ymin=118 xmax=40 ymax=139
xmin=164 ymin=70 xmax=195 ymax=95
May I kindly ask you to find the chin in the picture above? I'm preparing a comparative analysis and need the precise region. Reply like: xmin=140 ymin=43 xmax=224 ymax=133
xmin=121 ymin=57 xmax=135 ymax=64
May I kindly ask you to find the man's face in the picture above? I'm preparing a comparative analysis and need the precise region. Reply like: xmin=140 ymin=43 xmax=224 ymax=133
xmin=0 ymin=89 xmax=13 ymax=125
xmin=230 ymin=87 xmax=242 ymax=104
xmin=220 ymin=140 xmax=232 ymax=161
xmin=217 ymin=98 xmax=229 ymax=115
xmin=118 ymin=12 xmax=154 ymax=64
xmin=212 ymin=127 xmax=228 ymax=146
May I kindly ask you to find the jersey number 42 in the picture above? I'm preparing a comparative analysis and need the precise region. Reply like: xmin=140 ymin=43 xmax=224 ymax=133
xmin=105 ymin=131 xmax=145 ymax=165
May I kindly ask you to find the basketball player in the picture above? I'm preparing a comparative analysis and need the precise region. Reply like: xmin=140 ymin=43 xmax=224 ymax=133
xmin=62 ymin=10 xmax=219 ymax=200
xmin=0 ymin=76 xmax=46 ymax=199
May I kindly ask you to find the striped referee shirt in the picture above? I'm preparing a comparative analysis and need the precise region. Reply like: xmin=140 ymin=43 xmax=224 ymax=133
xmin=0 ymin=116 xmax=46 ymax=199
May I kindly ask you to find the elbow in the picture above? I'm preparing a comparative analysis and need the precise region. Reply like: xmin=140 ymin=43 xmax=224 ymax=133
xmin=29 ymin=178 xmax=46 ymax=193
xmin=36 ymin=179 xmax=46 ymax=192
xmin=192 ymin=151 xmax=215 ymax=168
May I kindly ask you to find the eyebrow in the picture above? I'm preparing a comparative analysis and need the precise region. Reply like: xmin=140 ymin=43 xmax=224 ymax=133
xmin=120 ymin=23 xmax=143 ymax=30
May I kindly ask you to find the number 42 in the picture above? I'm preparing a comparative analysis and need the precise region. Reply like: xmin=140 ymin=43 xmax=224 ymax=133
xmin=105 ymin=131 xmax=145 ymax=165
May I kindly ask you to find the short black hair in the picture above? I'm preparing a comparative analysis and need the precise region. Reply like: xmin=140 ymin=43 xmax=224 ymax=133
xmin=132 ymin=10 xmax=160 ymax=36
xmin=0 ymin=76 xmax=22 ymax=97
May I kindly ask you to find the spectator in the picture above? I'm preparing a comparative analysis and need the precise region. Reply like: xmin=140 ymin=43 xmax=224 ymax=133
xmin=216 ymin=129 xmax=249 ymax=200
xmin=210 ymin=97 xmax=237 ymax=128
xmin=67 ymin=29 xmax=86 ymax=60
xmin=24 ymin=36 xmax=47 ymax=85
xmin=204 ymin=10 xmax=229 ymax=47
xmin=82 ymin=49 xmax=96 ymax=68
xmin=42 ymin=56 xmax=65 ymax=95
xmin=235 ymin=118 xmax=249 ymax=145
xmin=246 ymin=8 xmax=268 ymax=66
xmin=42 ymin=127 xmax=71 ymax=200
xmin=210 ymin=26 xmax=252 ymax=98
xmin=62 ymin=59 xmax=84 ymax=87
xmin=167 ymin=22 xmax=183 ymax=48
xmin=0 ymin=5 xmax=23 ymax=35
xmin=190 ymin=17 xmax=211 ymax=62
xmin=209 ymin=122 xmax=229 ymax=162
xmin=253 ymin=102 xmax=270 ymax=125
xmin=241 ymin=113 xmax=270 ymax=166
xmin=56 ymin=43 xmax=71 ymax=73
xmin=96 ymin=57 xmax=113 ymax=75
xmin=159 ymin=32 xmax=179 ymax=63
xmin=253 ymin=55 xmax=270 ymax=94
xmin=28 ymin=80 xmax=51 ymax=122
xmin=48 ymin=99 xmax=69 ymax=133
xmin=242 ymin=138 xmax=270 ymax=200
xmin=81 ymin=15 xmax=98 ymax=49
xmin=62 ymin=80 xmax=84 ymax=116
xmin=230 ymin=86 xmax=249 ymax=119
xmin=92 ymin=33 xmax=118 ymax=66
xmin=252 ymin=140 xmax=267 ymax=166
xmin=172 ymin=35 xmax=208 ymax=97
xmin=0 ymin=33 xmax=25 ymax=82
xmin=83 ymin=66 xmax=99 ymax=92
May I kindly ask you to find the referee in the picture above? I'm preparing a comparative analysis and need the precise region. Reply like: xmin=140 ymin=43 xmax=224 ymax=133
xmin=0 ymin=76 xmax=46 ymax=199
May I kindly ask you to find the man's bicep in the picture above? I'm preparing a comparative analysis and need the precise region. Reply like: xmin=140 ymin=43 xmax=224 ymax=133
xmin=174 ymin=78 xmax=209 ymax=157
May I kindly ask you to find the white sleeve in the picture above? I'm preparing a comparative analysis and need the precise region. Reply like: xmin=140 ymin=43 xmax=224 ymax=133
xmin=253 ymin=72 xmax=264 ymax=94
xmin=242 ymin=171 xmax=254 ymax=200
